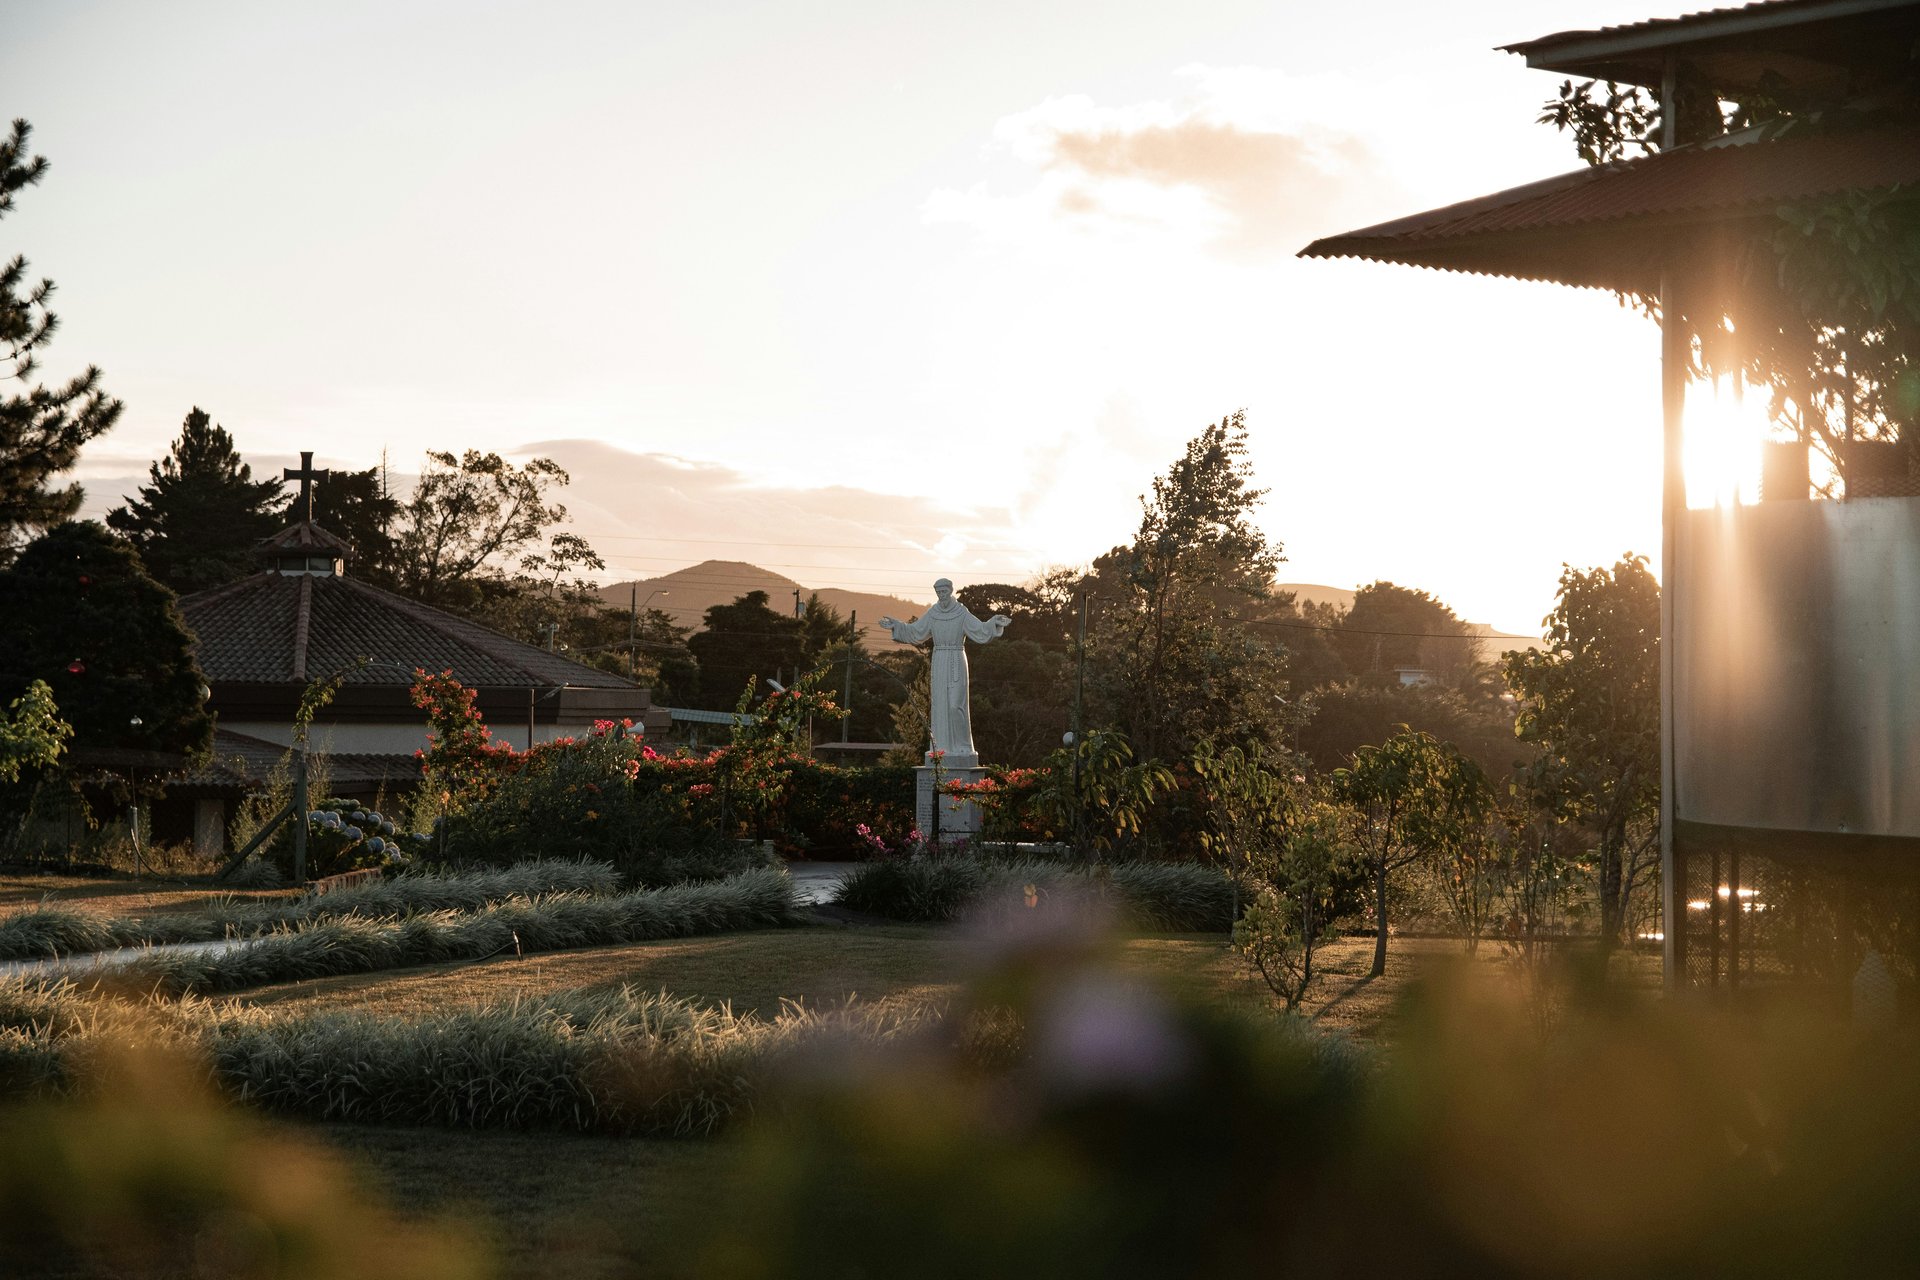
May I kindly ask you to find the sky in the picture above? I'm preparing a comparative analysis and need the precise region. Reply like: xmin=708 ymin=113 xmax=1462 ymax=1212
xmin=6 ymin=0 xmax=1688 ymax=634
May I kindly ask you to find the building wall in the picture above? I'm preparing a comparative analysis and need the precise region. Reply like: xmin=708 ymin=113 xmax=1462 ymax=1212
xmin=1675 ymin=496 xmax=1920 ymax=837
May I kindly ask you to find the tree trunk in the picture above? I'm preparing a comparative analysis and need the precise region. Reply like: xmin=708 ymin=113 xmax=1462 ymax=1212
xmin=1599 ymin=837 xmax=1625 ymax=951
xmin=1371 ymin=857 xmax=1390 ymax=978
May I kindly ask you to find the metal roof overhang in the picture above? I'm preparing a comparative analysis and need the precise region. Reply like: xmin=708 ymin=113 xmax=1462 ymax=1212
xmin=1502 ymin=0 xmax=1920 ymax=98
xmin=1298 ymin=121 xmax=1920 ymax=293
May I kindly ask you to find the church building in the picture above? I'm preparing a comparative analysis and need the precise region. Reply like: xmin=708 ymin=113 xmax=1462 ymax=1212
xmin=166 ymin=453 xmax=669 ymax=853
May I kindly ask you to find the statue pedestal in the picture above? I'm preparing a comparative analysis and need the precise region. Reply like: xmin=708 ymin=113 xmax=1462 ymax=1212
xmin=916 ymin=754 xmax=986 ymax=845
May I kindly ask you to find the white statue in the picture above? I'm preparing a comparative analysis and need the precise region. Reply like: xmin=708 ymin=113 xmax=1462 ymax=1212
xmin=879 ymin=578 xmax=1011 ymax=767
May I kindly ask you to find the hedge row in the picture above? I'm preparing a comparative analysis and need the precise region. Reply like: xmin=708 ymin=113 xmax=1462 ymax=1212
xmin=834 ymin=857 xmax=1236 ymax=931
xmin=0 ymin=860 xmax=623 ymax=963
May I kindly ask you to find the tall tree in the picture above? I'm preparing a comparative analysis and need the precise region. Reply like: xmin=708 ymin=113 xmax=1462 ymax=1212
xmin=1335 ymin=581 xmax=1481 ymax=690
xmin=300 ymin=464 xmax=400 ymax=584
xmin=1503 ymin=555 xmax=1661 ymax=949
xmin=0 ymin=120 xmax=122 ymax=563
xmin=1085 ymin=412 xmax=1291 ymax=761
xmin=0 ymin=522 xmax=212 ymax=759
xmin=389 ymin=450 xmax=571 ymax=607
xmin=685 ymin=591 xmax=804 ymax=711
xmin=106 ymin=408 xmax=284 ymax=593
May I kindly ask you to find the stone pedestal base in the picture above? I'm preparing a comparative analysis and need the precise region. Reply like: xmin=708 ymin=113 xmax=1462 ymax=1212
xmin=916 ymin=758 xmax=987 ymax=844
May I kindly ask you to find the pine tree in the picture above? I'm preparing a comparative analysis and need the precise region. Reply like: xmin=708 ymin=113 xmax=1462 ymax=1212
xmin=297 ymin=464 xmax=399 ymax=583
xmin=0 ymin=120 xmax=123 ymax=564
xmin=0 ymin=521 xmax=213 ymax=760
xmin=107 ymin=408 xmax=284 ymax=593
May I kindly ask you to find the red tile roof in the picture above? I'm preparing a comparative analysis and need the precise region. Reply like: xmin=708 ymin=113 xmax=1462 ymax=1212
xmin=1298 ymin=121 xmax=1920 ymax=292
xmin=168 ymin=729 xmax=425 ymax=794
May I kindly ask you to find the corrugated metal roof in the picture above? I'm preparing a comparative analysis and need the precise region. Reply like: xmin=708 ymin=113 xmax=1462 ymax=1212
xmin=180 ymin=571 xmax=637 ymax=690
xmin=1502 ymin=0 xmax=1919 ymax=95
xmin=1298 ymin=121 xmax=1920 ymax=292
xmin=666 ymin=706 xmax=759 ymax=726
xmin=1511 ymin=0 xmax=1909 ymax=54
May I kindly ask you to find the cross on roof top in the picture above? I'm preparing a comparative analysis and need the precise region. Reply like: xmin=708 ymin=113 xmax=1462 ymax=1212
xmin=283 ymin=451 xmax=330 ymax=521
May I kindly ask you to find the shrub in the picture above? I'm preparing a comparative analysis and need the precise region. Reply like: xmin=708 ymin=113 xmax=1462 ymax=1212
xmin=0 ymin=977 xmax=946 ymax=1137
xmin=273 ymin=798 xmax=429 ymax=880
xmin=110 ymin=867 xmax=804 ymax=996
xmin=0 ymin=859 xmax=623 ymax=962
xmin=835 ymin=856 xmax=1233 ymax=931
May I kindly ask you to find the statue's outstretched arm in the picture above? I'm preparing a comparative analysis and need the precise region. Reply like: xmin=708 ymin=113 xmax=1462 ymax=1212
xmin=878 ymin=615 xmax=929 ymax=644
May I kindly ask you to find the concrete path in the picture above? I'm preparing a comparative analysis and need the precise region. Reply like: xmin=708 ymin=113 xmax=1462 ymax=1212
xmin=787 ymin=861 xmax=859 ymax=906
xmin=0 ymin=936 xmax=257 ymax=981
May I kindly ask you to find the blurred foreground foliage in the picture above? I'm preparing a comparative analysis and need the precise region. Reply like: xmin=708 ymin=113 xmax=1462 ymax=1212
xmin=5 ymin=907 xmax=1920 ymax=1278
xmin=654 ymin=921 xmax=1920 ymax=1279
xmin=0 ymin=1043 xmax=487 ymax=1279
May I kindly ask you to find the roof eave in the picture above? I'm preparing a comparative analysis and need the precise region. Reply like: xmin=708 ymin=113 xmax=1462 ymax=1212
xmin=1501 ymin=0 xmax=1917 ymax=74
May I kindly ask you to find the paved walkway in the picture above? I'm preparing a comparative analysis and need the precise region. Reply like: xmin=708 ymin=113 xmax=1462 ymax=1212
xmin=0 ymin=936 xmax=256 ymax=981
xmin=786 ymin=861 xmax=858 ymax=906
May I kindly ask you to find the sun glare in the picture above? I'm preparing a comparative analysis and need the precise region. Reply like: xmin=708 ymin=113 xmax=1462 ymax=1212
xmin=1683 ymin=379 xmax=1768 ymax=509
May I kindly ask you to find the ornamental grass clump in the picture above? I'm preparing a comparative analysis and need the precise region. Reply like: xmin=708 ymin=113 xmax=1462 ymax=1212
xmin=834 ymin=857 xmax=1233 ymax=931
xmin=0 ymin=978 xmax=947 ymax=1136
xmin=115 ymin=867 xmax=804 ymax=997
xmin=0 ymin=859 xmax=622 ymax=962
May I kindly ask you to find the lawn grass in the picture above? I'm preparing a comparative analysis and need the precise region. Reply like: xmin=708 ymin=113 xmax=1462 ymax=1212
xmin=239 ymin=920 xmax=971 ymax=1019
xmin=237 ymin=917 xmax=1445 ymax=1043
xmin=1 ymin=869 xmax=1488 ymax=1273
xmin=0 ymin=872 xmax=294 ymax=917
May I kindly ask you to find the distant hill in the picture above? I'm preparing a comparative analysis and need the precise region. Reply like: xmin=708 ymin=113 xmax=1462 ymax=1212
xmin=602 ymin=565 xmax=1543 ymax=656
xmin=596 ymin=561 xmax=926 ymax=647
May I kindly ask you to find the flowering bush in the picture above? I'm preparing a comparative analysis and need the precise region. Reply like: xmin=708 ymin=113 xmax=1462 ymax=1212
xmin=410 ymin=669 xmax=517 ymax=817
xmin=413 ymin=671 xmax=914 ymax=868
xmin=443 ymin=722 xmax=742 ymax=878
xmin=272 ymin=798 xmax=429 ymax=880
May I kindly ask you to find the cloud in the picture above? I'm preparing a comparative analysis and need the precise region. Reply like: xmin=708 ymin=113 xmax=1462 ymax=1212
xmin=502 ymin=438 xmax=1056 ymax=595
xmin=75 ymin=436 xmax=1070 ymax=601
xmin=925 ymin=69 xmax=1397 ymax=260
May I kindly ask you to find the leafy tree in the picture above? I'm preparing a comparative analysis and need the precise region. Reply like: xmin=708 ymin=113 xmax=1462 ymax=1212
xmin=1539 ymin=78 xmax=1920 ymax=489
xmin=959 ymin=582 xmax=1069 ymax=649
xmin=1335 ymin=581 xmax=1482 ymax=692
xmin=0 ymin=679 xmax=70 ymax=782
xmin=796 ymin=593 xmax=845 ymax=663
xmin=0 ymin=522 xmax=212 ymax=759
xmin=1333 ymin=729 xmax=1491 ymax=978
xmin=965 ymin=638 xmax=1070 ymax=767
xmin=686 ymin=591 xmax=804 ymax=711
xmin=0 ymin=120 xmax=122 ymax=564
xmin=1085 ymin=412 xmax=1291 ymax=761
xmin=1032 ymin=728 xmax=1175 ymax=856
xmin=105 ymin=408 xmax=284 ymax=593
xmin=1503 ymin=555 xmax=1660 ymax=949
xmin=462 ymin=531 xmax=608 ymax=649
xmin=1234 ymin=799 xmax=1365 ymax=1010
xmin=389 ymin=450 xmax=572 ymax=607
xmin=1299 ymin=680 xmax=1524 ymax=784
